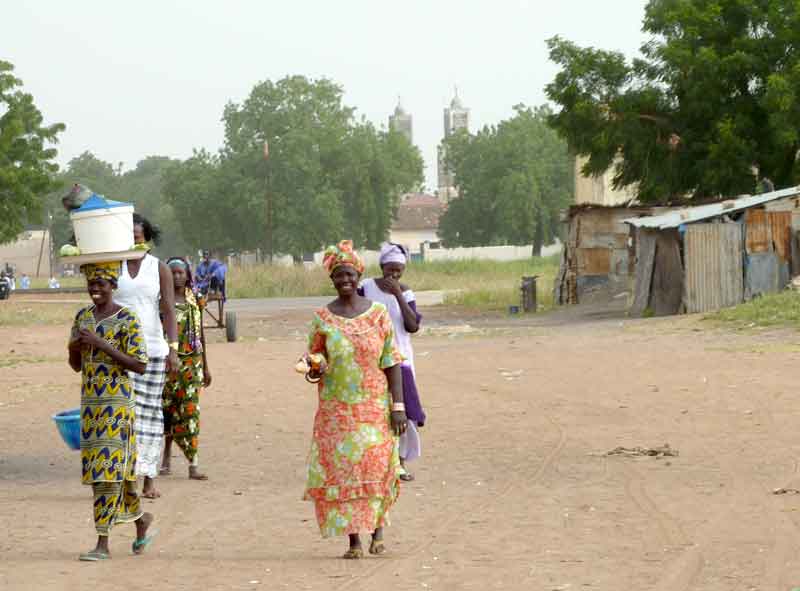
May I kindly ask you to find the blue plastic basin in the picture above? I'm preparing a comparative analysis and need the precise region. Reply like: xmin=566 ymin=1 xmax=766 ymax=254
xmin=53 ymin=408 xmax=81 ymax=451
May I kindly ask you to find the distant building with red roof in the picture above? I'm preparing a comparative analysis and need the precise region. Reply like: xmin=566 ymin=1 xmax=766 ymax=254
xmin=390 ymin=193 xmax=444 ymax=253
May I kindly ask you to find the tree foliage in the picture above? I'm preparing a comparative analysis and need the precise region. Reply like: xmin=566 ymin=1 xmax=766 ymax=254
xmin=163 ymin=76 xmax=423 ymax=259
xmin=546 ymin=0 xmax=800 ymax=203
xmin=438 ymin=105 xmax=573 ymax=252
xmin=0 ymin=60 xmax=64 ymax=243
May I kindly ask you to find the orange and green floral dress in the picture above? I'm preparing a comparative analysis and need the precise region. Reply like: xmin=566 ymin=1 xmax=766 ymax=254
xmin=304 ymin=302 xmax=403 ymax=538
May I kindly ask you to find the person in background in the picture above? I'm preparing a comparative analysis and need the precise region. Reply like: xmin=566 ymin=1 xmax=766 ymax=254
xmin=114 ymin=214 xmax=179 ymax=499
xmin=303 ymin=240 xmax=406 ymax=559
xmin=68 ymin=261 xmax=155 ymax=561
xmin=160 ymin=257 xmax=211 ymax=481
xmin=49 ymin=276 xmax=60 ymax=289
xmin=359 ymin=243 xmax=426 ymax=481
xmin=195 ymin=250 xmax=226 ymax=300
xmin=20 ymin=274 xmax=30 ymax=289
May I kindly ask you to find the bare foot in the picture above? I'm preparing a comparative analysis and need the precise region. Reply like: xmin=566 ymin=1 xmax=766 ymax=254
xmin=142 ymin=476 xmax=161 ymax=498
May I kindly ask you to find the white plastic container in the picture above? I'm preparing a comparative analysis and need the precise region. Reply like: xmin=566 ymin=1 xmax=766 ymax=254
xmin=69 ymin=194 xmax=134 ymax=255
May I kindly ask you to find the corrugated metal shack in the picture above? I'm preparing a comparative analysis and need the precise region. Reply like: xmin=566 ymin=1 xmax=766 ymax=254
xmin=554 ymin=205 xmax=666 ymax=304
xmin=624 ymin=186 xmax=800 ymax=315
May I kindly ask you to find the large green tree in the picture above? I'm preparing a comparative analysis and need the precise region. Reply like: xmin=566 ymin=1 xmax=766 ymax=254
xmin=438 ymin=105 xmax=573 ymax=252
xmin=0 ymin=60 xmax=64 ymax=243
xmin=164 ymin=76 xmax=423 ymax=259
xmin=546 ymin=0 xmax=800 ymax=203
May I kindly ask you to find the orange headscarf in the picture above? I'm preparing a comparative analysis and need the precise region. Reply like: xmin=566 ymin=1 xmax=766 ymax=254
xmin=322 ymin=240 xmax=365 ymax=275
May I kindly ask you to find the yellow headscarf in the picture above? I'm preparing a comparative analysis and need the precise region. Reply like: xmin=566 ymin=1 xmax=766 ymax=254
xmin=80 ymin=261 xmax=121 ymax=284
xmin=322 ymin=240 xmax=365 ymax=275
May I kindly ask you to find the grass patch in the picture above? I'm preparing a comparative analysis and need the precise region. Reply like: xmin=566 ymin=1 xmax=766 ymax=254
xmin=710 ymin=290 xmax=800 ymax=329
xmin=0 ymin=301 xmax=78 ymax=326
xmin=443 ymin=256 xmax=559 ymax=311
xmin=227 ymin=255 xmax=560 ymax=308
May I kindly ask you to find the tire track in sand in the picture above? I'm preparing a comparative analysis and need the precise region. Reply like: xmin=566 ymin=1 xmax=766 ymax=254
xmin=332 ymin=370 xmax=569 ymax=591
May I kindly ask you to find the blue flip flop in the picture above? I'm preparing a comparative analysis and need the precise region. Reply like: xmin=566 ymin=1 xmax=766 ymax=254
xmin=132 ymin=529 xmax=158 ymax=555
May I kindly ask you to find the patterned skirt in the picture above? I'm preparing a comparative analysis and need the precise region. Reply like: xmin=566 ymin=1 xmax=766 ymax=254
xmin=133 ymin=357 xmax=167 ymax=478
xmin=163 ymin=353 xmax=203 ymax=465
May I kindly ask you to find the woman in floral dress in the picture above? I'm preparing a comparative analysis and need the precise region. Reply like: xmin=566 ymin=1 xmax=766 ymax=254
xmin=160 ymin=257 xmax=211 ymax=480
xmin=303 ymin=240 xmax=407 ymax=559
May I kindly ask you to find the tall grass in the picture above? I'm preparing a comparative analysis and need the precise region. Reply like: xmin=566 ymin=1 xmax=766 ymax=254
xmin=227 ymin=255 xmax=561 ymax=310
xmin=711 ymin=290 xmax=800 ymax=328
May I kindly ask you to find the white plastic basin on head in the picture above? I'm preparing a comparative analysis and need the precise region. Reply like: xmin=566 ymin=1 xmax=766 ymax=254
xmin=70 ymin=205 xmax=134 ymax=255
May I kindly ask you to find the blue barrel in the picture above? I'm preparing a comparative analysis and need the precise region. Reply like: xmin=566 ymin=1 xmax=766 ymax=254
xmin=53 ymin=408 xmax=81 ymax=451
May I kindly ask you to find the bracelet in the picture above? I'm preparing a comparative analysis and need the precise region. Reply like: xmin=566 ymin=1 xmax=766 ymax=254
xmin=391 ymin=402 xmax=406 ymax=412
xmin=169 ymin=341 xmax=179 ymax=351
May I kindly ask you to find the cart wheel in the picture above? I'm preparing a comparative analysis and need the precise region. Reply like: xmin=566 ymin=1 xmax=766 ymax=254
xmin=225 ymin=311 xmax=238 ymax=342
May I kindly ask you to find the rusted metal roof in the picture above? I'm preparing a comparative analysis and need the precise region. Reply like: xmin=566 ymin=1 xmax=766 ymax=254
xmin=623 ymin=186 xmax=800 ymax=229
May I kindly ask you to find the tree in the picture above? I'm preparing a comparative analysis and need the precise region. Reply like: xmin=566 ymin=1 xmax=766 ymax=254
xmin=438 ymin=105 xmax=573 ymax=253
xmin=0 ymin=60 xmax=64 ymax=243
xmin=164 ymin=75 xmax=423 ymax=259
xmin=546 ymin=0 xmax=800 ymax=203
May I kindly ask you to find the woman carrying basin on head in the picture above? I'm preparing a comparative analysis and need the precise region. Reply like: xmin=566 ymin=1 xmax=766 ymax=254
xmin=68 ymin=261 xmax=156 ymax=561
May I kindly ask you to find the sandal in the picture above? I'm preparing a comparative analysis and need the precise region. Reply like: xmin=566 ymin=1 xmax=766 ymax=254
xmin=369 ymin=539 xmax=386 ymax=555
xmin=79 ymin=550 xmax=110 ymax=562
xmin=142 ymin=489 xmax=161 ymax=499
xmin=159 ymin=466 xmax=171 ymax=476
xmin=132 ymin=530 xmax=159 ymax=555
xmin=399 ymin=472 xmax=415 ymax=482
xmin=342 ymin=547 xmax=364 ymax=559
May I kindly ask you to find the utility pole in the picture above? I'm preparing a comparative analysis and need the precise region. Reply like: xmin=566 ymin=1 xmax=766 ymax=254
xmin=263 ymin=140 xmax=273 ymax=263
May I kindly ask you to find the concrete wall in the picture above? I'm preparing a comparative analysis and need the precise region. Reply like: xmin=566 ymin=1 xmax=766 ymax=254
xmin=0 ymin=230 xmax=52 ymax=277
xmin=389 ymin=229 xmax=440 ymax=253
xmin=229 ymin=241 xmax=562 ymax=270
xmin=422 ymin=241 xmax=562 ymax=263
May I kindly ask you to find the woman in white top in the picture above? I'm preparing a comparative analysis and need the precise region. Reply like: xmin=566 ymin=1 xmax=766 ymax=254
xmin=115 ymin=214 xmax=178 ymax=499
xmin=359 ymin=243 xmax=426 ymax=481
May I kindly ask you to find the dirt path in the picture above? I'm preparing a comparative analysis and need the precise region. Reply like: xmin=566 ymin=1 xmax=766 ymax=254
xmin=3 ymin=306 xmax=800 ymax=590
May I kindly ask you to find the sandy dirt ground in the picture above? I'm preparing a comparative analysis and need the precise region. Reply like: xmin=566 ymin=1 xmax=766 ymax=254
xmin=3 ymin=301 xmax=800 ymax=590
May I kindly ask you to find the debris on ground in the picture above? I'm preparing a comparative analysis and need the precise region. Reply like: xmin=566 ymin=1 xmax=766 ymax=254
xmin=606 ymin=444 xmax=678 ymax=458
xmin=772 ymin=487 xmax=800 ymax=495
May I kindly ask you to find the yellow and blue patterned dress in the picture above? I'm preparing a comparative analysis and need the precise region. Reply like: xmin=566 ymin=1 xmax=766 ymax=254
xmin=72 ymin=306 xmax=148 ymax=534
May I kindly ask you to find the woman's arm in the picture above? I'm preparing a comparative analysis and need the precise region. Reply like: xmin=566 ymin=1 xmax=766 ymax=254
xmin=396 ymin=291 xmax=420 ymax=333
xmin=68 ymin=340 xmax=82 ymax=372
xmin=158 ymin=260 xmax=179 ymax=372
xmin=75 ymin=329 xmax=147 ymax=374
xmin=200 ymin=318 xmax=212 ymax=387
xmin=384 ymin=363 xmax=407 ymax=436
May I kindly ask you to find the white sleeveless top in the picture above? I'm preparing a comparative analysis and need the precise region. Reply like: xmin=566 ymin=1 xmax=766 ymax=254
xmin=362 ymin=278 xmax=415 ymax=370
xmin=115 ymin=253 xmax=168 ymax=358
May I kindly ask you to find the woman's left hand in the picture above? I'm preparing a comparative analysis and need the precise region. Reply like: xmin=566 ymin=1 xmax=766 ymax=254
xmin=390 ymin=410 xmax=408 ymax=436
xmin=166 ymin=350 xmax=179 ymax=375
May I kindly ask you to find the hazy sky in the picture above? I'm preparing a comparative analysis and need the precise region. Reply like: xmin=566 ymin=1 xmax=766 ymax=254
xmin=4 ymin=1 xmax=649 ymax=190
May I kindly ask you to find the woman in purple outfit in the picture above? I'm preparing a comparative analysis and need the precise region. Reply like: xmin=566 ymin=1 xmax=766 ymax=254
xmin=359 ymin=243 xmax=426 ymax=481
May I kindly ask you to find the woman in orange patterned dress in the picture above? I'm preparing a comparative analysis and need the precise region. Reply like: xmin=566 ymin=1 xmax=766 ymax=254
xmin=304 ymin=240 xmax=407 ymax=559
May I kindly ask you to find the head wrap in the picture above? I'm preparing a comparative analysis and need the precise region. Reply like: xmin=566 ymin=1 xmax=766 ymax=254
xmin=167 ymin=258 xmax=189 ymax=270
xmin=80 ymin=261 xmax=121 ymax=284
xmin=322 ymin=240 xmax=365 ymax=275
xmin=379 ymin=242 xmax=407 ymax=266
